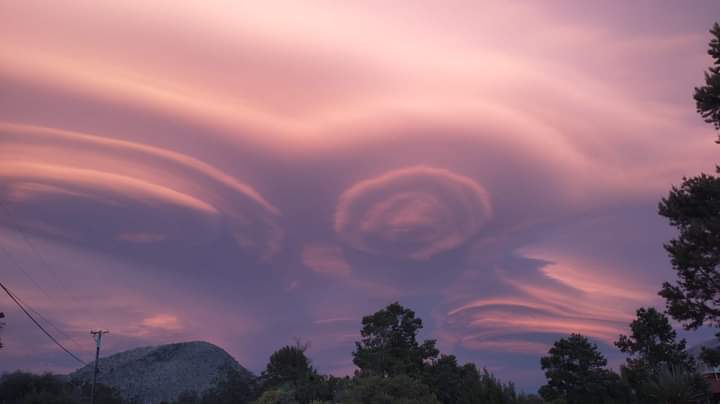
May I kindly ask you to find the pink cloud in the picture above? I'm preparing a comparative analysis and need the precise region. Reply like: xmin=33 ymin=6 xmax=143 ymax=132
xmin=141 ymin=315 xmax=181 ymax=331
xmin=302 ymin=243 xmax=351 ymax=275
xmin=335 ymin=166 xmax=492 ymax=260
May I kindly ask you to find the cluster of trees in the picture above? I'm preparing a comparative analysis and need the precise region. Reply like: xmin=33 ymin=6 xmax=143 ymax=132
xmin=166 ymin=302 xmax=543 ymax=404
xmin=0 ymin=371 xmax=125 ymax=404
xmin=535 ymin=22 xmax=720 ymax=404
xmin=538 ymin=308 xmax=708 ymax=403
xmin=0 ymin=303 xmax=541 ymax=404
xmin=659 ymin=23 xmax=720 ymax=372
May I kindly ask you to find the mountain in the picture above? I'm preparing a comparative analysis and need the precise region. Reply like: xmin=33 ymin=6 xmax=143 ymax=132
xmin=70 ymin=341 xmax=253 ymax=404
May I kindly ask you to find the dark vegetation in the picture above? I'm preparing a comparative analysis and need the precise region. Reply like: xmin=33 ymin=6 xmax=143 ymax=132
xmin=2 ymin=19 xmax=720 ymax=404
xmin=0 ymin=371 xmax=124 ymax=404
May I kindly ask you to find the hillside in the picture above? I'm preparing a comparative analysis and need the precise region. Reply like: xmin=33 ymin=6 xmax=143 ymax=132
xmin=70 ymin=341 xmax=253 ymax=404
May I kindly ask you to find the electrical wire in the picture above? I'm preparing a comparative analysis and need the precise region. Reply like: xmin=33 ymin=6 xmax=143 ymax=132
xmin=0 ymin=242 xmax=87 ymax=353
xmin=0 ymin=280 xmax=87 ymax=366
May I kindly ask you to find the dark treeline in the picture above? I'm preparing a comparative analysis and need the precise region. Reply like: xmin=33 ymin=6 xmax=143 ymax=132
xmin=160 ymin=302 xmax=544 ymax=404
xmin=0 ymin=301 xmax=711 ymax=404
xmin=0 ymin=303 xmax=543 ymax=404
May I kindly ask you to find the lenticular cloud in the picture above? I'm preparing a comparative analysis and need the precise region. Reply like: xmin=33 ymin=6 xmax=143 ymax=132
xmin=0 ymin=123 xmax=283 ymax=262
xmin=334 ymin=166 xmax=492 ymax=260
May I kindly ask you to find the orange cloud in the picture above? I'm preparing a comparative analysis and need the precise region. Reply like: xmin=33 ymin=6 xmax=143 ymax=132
xmin=142 ymin=314 xmax=181 ymax=331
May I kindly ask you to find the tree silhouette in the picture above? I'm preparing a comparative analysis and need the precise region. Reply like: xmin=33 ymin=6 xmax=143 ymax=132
xmin=352 ymin=302 xmax=438 ymax=377
xmin=616 ymin=308 xmax=694 ymax=374
xmin=694 ymin=23 xmax=720 ymax=135
xmin=615 ymin=308 xmax=696 ymax=402
xmin=660 ymin=21 xmax=720 ymax=367
xmin=539 ymin=334 xmax=628 ymax=404
xmin=262 ymin=345 xmax=314 ymax=389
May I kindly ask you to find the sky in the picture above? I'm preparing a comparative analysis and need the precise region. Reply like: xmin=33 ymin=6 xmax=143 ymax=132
xmin=1 ymin=0 xmax=720 ymax=392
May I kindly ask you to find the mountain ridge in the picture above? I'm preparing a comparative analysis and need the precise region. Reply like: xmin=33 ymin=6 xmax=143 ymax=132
xmin=70 ymin=340 xmax=253 ymax=404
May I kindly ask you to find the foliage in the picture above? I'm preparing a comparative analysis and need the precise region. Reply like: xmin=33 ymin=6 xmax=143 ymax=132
xmin=336 ymin=374 xmax=441 ymax=404
xmin=253 ymin=386 xmax=299 ymax=404
xmin=615 ymin=307 xmax=694 ymax=385
xmin=615 ymin=308 xmax=696 ymax=403
xmin=0 ymin=371 xmax=71 ymax=403
xmin=423 ymin=354 xmax=539 ymax=404
xmin=258 ymin=344 xmax=336 ymax=404
xmin=640 ymin=365 xmax=708 ymax=404
xmin=262 ymin=345 xmax=314 ymax=388
xmin=0 ymin=371 xmax=127 ymax=404
xmin=659 ymin=173 xmax=720 ymax=332
xmin=694 ymin=23 xmax=720 ymax=133
xmin=171 ymin=390 xmax=201 ymax=404
xmin=196 ymin=367 xmax=256 ymax=404
xmin=660 ymin=21 xmax=720 ymax=369
xmin=352 ymin=302 xmax=439 ymax=377
xmin=539 ymin=334 xmax=629 ymax=404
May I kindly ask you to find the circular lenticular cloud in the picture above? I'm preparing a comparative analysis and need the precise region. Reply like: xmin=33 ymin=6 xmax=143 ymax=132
xmin=335 ymin=166 xmax=492 ymax=260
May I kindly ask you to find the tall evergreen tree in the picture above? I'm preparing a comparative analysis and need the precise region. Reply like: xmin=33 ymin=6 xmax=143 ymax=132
xmin=262 ymin=345 xmax=314 ymax=389
xmin=539 ymin=334 xmax=628 ymax=404
xmin=659 ymin=22 xmax=720 ymax=366
xmin=615 ymin=308 xmax=694 ymax=374
xmin=615 ymin=308 xmax=695 ymax=402
xmin=352 ymin=302 xmax=438 ymax=377
xmin=260 ymin=344 xmax=329 ymax=404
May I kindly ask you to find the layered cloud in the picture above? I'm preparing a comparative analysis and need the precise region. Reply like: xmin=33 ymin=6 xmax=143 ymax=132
xmin=0 ymin=123 xmax=282 ymax=261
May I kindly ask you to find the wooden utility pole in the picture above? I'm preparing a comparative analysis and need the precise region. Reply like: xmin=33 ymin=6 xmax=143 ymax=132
xmin=90 ymin=330 xmax=109 ymax=404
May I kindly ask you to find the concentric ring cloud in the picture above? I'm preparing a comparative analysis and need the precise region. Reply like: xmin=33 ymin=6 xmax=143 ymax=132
xmin=335 ymin=166 xmax=492 ymax=260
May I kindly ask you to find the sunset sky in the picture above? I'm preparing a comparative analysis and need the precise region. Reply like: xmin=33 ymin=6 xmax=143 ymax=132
xmin=1 ymin=0 xmax=720 ymax=391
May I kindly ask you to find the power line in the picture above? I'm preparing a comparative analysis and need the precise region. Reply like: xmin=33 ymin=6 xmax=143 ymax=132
xmin=0 ymin=280 xmax=87 ymax=366
xmin=0 ymin=235 xmax=54 ymax=301
xmin=0 ymin=202 xmax=89 ymax=353
xmin=0 ymin=202 xmax=65 ymax=286
xmin=0 ymin=240 xmax=86 ymax=353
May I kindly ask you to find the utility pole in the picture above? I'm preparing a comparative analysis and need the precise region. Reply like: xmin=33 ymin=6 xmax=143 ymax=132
xmin=90 ymin=330 xmax=109 ymax=404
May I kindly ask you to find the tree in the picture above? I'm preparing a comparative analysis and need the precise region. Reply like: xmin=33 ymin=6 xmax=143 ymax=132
xmin=424 ymin=355 xmax=535 ymax=404
xmin=659 ymin=22 xmax=720 ymax=367
xmin=0 ymin=371 xmax=127 ymax=404
xmin=423 ymin=355 xmax=467 ymax=404
xmin=539 ymin=334 xmax=628 ymax=404
xmin=352 ymin=302 xmax=438 ymax=377
xmin=640 ymin=365 xmax=708 ymax=404
xmin=694 ymin=23 xmax=720 ymax=135
xmin=615 ymin=308 xmax=695 ymax=403
xmin=659 ymin=173 xmax=720 ymax=332
xmin=259 ymin=344 xmax=331 ymax=404
xmin=262 ymin=345 xmax=314 ymax=388
xmin=253 ymin=387 xmax=299 ymax=404
xmin=337 ymin=374 xmax=441 ymax=404
xmin=615 ymin=308 xmax=694 ymax=374
xmin=200 ymin=367 xmax=256 ymax=404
